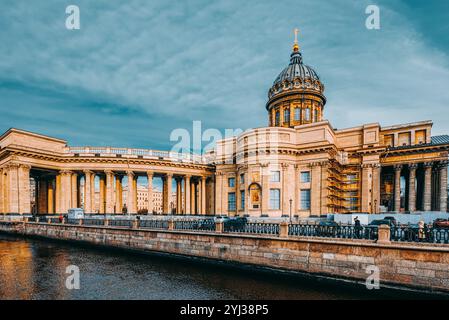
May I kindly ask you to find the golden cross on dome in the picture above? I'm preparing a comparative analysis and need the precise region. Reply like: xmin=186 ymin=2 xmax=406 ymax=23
xmin=293 ymin=28 xmax=300 ymax=51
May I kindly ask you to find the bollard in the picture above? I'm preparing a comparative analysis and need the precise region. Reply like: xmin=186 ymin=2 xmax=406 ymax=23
xmin=132 ymin=219 xmax=139 ymax=229
xmin=104 ymin=219 xmax=109 ymax=227
xmin=168 ymin=219 xmax=174 ymax=230
xmin=215 ymin=220 xmax=224 ymax=233
xmin=377 ymin=224 xmax=391 ymax=244
xmin=279 ymin=221 xmax=289 ymax=238
xmin=61 ymin=218 xmax=65 ymax=225
xmin=47 ymin=218 xmax=51 ymax=224
xmin=78 ymin=218 xmax=83 ymax=226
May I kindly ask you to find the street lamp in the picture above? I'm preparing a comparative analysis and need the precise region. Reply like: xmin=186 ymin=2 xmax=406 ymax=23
xmin=289 ymin=199 xmax=293 ymax=224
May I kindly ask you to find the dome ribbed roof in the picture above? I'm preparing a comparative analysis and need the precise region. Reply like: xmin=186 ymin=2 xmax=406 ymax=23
xmin=268 ymin=46 xmax=324 ymax=101
xmin=273 ymin=50 xmax=320 ymax=85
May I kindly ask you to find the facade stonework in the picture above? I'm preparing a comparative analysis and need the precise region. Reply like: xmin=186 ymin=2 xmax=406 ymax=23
xmin=0 ymin=40 xmax=448 ymax=217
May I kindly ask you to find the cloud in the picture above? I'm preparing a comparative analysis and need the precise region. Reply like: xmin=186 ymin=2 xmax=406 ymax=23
xmin=0 ymin=0 xmax=448 ymax=149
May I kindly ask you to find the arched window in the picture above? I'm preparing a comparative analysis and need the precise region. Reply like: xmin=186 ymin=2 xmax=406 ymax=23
xmin=304 ymin=108 xmax=310 ymax=121
xmin=283 ymin=108 xmax=290 ymax=124
xmin=275 ymin=111 xmax=280 ymax=126
xmin=294 ymin=108 xmax=301 ymax=121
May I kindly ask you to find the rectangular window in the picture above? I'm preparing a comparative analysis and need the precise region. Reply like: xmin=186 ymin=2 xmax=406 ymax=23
xmin=270 ymin=189 xmax=280 ymax=210
xmin=300 ymin=171 xmax=310 ymax=183
xmin=240 ymin=190 xmax=245 ymax=209
xmin=271 ymin=171 xmax=280 ymax=182
xmin=304 ymin=108 xmax=310 ymax=121
xmin=294 ymin=108 xmax=300 ymax=121
xmin=228 ymin=177 xmax=235 ymax=187
xmin=275 ymin=111 xmax=280 ymax=126
xmin=300 ymin=189 xmax=311 ymax=210
xmin=283 ymin=109 xmax=290 ymax=124
xmin=240 ymin=173 xmax=244 ymax=184
xmin=228 ymin=192 xmax=236 ymax=211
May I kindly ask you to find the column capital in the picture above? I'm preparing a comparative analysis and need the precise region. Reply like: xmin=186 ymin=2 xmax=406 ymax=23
xmin=83 ymin=169 xmax=94 ymax=175
xmin=146 ymin=170 xmax=154 ymax=177
xmin=165 ymin=172 xmax=173 ymax=178
xmin=60 ymin=169 xmax=73 ymax=175
xmin=438 ymin=160 xmax=449 ymax=169
xmin=126 ymin=170 xmax=135 ymax=177
xmin=104 ymin=169 xmax=114 ymax=175
xmin=393 ymin=164 xmax=402 ymax=171
xmin=423 ymin=162 xmax=434 ymax=168
xmin=408 ymin=163 xmax=418 ymax=170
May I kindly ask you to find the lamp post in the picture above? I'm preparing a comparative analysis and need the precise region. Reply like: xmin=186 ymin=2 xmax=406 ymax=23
xmin=289 ymin=199 xmax=293 ymax=224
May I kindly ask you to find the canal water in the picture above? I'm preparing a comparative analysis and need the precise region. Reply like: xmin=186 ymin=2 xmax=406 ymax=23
xmin=0 ymin=233 xmax=444 ymax=300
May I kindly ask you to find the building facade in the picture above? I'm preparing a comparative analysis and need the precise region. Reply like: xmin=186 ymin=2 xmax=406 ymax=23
xmin=0 ymin=37 xmax=448 ymax=217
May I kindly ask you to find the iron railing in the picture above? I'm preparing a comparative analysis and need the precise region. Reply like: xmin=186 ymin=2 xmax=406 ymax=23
xmin=391 ymin=226 xmax=449 ymax=244
xmin=139 ymin=219 xmax=168 ymax=230
xmin=288 ymin=224 xmax=378 ymax=240
xmin=82 ymin=218 xmax=104 ymax=226
xmin=108 ymin=219 xmax=133 ymax=228
xmin=224 ymin=222 xmax=280 ymax=235
xmin=174 ymin=219 xmax=215 ymax=231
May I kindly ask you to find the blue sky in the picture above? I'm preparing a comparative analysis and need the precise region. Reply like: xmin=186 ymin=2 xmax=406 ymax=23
xmin=1 ymin=0 xmax=448 ymax=152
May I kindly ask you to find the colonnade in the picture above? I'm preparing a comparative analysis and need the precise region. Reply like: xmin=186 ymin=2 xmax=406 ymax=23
xmin=386 ymin=161 xmax=448 ymax=212
xmin=0 ymin=163 xmax=213 ymax=214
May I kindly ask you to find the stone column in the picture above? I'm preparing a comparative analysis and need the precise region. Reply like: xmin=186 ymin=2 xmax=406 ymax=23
xmin=214 ymin=174 xmax=222 ymax=215
xmin=394 ymin=164 xmax=402 ymax=212
xmin=47 ymin=178 xmax=54 ymax=214
xmin=99 ymin=174 xmax=106 ymax=214
xmin=90 ymin=172 xmax=96 ymax=212
xmin=191 ymin=178 xmax=196 ymax=214
xmin=372 ymin=164 xmax=381 ymax=214
xmin=126 ymin=171 xmax=136 ymax=213
xmin=115 ymin=175 xmax=123 ymax=213
xmin=105 ymin=170 xmax=114 ymax=213
xmin=310 ymin=163 xmax=322 ymax=215
xmin=408 ymin=163 xmax=418 ymax=212
xmin=201 ymin=176 xmax=206 ymax=214
xmin=18 ymin=164 xmax=31 ymax=214
xmin=360 ymin=164 xmax=372 ymax=213
xmin=176 ymin=177 xmax=182 ymax=214
xmin=83 ymin=170 xmax=92 ymax=213
xmin=146 ymin=171 xmax=153 ymax=214
xmin=423 ymin=162 xmax=432 ymax=211
xmin=261 ymin=164 xmax=270 ymax=215
xmin=0 ymin=168 xmax=3 ymax=214
xmin=184 ymin=175 xmax=191 ymax=214
xmin=55 ymin=172 xmax=62 ymax=213
xmin=61 ymin=170 xmax=72 ymax=213
xmin=163 ymin=173 xmax=172 ymax=214
xmin=281 ymin=163 xmax=289 ymax=214
xmin=439 ymin=161 xmax=448 ymax=212
xmin=71 ymin=172 xmax=78 ymax=208
xmin=133 ymin=175 xmax=138 ymax=212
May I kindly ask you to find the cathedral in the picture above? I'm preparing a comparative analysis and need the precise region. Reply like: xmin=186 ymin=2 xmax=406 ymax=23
xmin=0 ymin=35 xmax=449 ymax=217
xmin=211 ymin=37 xmax=449 ymax=217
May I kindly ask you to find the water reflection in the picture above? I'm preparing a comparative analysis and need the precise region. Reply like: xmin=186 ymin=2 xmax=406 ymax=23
xmin=0 ymin=234 xmax=444 ymax=300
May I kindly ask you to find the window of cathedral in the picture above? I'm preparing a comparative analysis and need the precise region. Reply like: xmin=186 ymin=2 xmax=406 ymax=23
xmin=294 ymin=107 xmax=300 ymax=121
xmin=270 ymin=171 xmax=280 ymax=182
xmin=284 ymin=108 xmax=290 ymax=124
xmin=304 ymin=108 xmax=310 ymax=121
xmin=228 ymin=192 xmax=236 ymax=211
xmin=300 ymin=189 xmax=311 ymax=210
xmin=269 ymin=189 xmax=280 ymax=210
xmin=275 ymin=111 xmax=280 ymax=126
xmin=300 ymin=171 xmax=310 ymax=183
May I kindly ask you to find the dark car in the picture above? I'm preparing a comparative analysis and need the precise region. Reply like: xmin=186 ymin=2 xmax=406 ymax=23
xmin=369 ymin=219 xmax=395 ymax=228
xmin=316 ymin=220 xmax=339 ymax=236
xmin=383 ymin=216 xmax=397 ymax=226
xmin=223 ymin=217 xmax=247 ymax=231
xmin=433 ymin=219 xmax=449 ymax=229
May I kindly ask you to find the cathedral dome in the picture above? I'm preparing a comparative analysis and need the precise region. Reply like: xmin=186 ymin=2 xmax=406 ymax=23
xmin=267 ymin=44 xmax=325 ymax=101
xmin=266 ymin=32 xmax=326 ymax=128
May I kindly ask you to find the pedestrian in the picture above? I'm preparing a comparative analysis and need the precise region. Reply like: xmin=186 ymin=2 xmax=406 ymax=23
xmin=354 ymin=216 xmax=361 ymax=238
xmin=418 ymin=219 xmax=426 ymax=242
xmin=59 ymin=213 xmax=63 ymax=224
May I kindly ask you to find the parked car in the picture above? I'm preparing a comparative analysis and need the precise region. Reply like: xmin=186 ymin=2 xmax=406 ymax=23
xmin=433 ymin=219 xmax=449 ymax=229
xmin=223 ymin=217 xmax=247 ymax=231
xmin=316 ymin=220 xmax=339 ymax=236
xmin=383 ymin=216 xmax=397 ymax=226
xmin=369 ymin=219 xmax=395 ymax=228
xmin=67 ymin=208 xmax=84 ymax=219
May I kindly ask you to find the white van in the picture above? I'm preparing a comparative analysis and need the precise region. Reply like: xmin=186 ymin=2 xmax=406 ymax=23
xmin=68 ymin=208 xmax=84 ymax=219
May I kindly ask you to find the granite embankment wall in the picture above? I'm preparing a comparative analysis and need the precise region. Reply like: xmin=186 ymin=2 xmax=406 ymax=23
xmin=1 ymin=221 xmax=449 ymax=293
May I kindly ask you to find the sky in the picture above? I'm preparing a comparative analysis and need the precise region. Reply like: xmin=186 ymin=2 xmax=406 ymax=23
xmin=0 ymin=0 xmax=448 ymax=153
